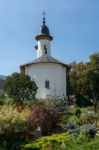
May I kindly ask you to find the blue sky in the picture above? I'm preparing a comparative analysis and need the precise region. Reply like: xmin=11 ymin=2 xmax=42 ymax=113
xmin=0 ymin=0 xmax=99 ymax=75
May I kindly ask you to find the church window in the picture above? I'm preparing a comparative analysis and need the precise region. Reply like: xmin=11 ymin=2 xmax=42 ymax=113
xmin=45 ymin=80 xmax=50 ymax=89
xmin=44 ymin=45 xmax=47 ymax=54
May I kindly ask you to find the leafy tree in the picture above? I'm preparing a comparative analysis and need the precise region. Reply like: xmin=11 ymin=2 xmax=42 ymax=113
xmin=0 ymin=91 xmax=6 ymax=105
xmin=0 ymin=78 xmax=4 ymax=89
xmin=69 ymin=53 xmax=99 ymax=112
xmin=4 ymin=73 xmax=38 ymax=106
xmin=69 ymin=69 xmax=77 ymax=95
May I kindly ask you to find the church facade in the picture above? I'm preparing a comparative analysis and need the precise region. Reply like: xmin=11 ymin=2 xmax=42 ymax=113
xmin=20 ymin=15 xmax=68 ymax=100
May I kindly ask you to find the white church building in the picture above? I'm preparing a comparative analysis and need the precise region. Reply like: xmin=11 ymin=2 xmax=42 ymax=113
xmin=20 ymin=14 xmax=68 ymax=100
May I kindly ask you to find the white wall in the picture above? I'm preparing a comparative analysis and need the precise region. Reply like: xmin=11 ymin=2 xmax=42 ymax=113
xmin=25 ymin=63 xmax=66 ymax=99
xmin=37 ymin=39 xmax=51 ymax=58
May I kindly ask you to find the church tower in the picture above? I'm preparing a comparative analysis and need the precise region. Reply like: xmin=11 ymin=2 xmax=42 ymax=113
xmin=35 ymin=12 xmax=53 ymax=58
xmin=20 ymin=13 xmax=67 ymax=100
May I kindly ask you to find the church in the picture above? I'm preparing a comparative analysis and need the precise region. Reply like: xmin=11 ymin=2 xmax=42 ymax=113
xmin=20 ymin=14 xmax=68 ymax=100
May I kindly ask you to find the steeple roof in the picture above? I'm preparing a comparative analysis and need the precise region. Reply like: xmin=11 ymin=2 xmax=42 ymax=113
xmin=35 ymin=12 xmax=53 ymax=41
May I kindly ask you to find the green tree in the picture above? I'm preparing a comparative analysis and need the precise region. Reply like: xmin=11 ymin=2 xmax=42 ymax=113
xmin=4 ymin=73 xmax=38 ymax=106
xmin=69 ymin=53 xmax=99 ymax=112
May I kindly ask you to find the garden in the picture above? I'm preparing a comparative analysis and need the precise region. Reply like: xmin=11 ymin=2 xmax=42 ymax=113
xmin=0 ymin=52 xmax=99 ymax=150
xmin=0 ymin=94 xmax=99 ymax=150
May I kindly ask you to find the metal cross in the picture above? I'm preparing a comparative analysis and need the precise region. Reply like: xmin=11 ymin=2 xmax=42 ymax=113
xmin=42 ymin=11 xmax=46 ymax=18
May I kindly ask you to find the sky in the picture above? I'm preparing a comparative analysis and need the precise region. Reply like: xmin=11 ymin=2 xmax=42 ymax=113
xmin=0 ymin=0 xmax=99 ymax=75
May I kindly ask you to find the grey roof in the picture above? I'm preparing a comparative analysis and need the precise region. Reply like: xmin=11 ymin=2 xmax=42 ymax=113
xmin=38 ymin=15 xmax=50 ymax=36
xmin=39 ymin=24 xmax=50 ymax=36
xmin=20 ymin=55 xmax=68 ymax=68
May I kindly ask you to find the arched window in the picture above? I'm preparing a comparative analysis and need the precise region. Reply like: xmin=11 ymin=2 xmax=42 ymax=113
xmin=45 ymin=80 xmax=50 ymax=89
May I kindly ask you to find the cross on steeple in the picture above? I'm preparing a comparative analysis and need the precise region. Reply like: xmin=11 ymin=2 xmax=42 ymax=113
xmin=42 ymin=11 xmax=46 ymax=18
xmin=42 ymin=11 xmax=46 ymax=25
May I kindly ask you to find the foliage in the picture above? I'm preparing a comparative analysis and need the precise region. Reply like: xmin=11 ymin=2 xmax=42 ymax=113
xmin=73 ymin=107 xmax=81 ymax=118
xmin=66 ymin=137 xmax=99 ymax=150
xmin=0 ymin=106 xmax=31 ymax=150
xmin=27 ymin=106 xmax=61 ymax=136
xmin=68 ymin=115 xmax=80 ymax=124
xmin=40 ymin=99 xmax=66 ymax=112
xmin=24 ymin=99 xmax=43 ymax=108
xmin=22 ymin=133 xmax=99 ymax=150
xmin=69 ymin=53 xmax=99 ymax=112
xmin=0 ymin=92 xmax=14 ymax=105
xmin=0 ymin=106 xmax=26 ymax=135
xmin=22 ymin=133 xmax=70 ymax=150
xmin=0 ymin=77 xmax=4 ymax=90
xmin=80 ymin=124 xmax=97 ymax=138
xmin=80 ymin=112 xmax=98 ymax=124
xmin=76 ymin=94 xmax=92 ymax=107
xmin=0 ymin=91 xmax=6 ymax=105
xmin=69 ymin=67 xmax=77 ymax=95
xmin=4 ymin=73 xmax=38 ymax=105
xmin=64 ymin=122 xmax=97 ymax=137
xmin=64 ymin=123 xmax=80 ymax=135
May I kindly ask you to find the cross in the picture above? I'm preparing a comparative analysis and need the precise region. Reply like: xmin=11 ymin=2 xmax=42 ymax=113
xmin=42 ymin=11 xmax=46 ymax=19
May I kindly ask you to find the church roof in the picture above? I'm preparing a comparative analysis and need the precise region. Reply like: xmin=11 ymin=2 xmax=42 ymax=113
xmin=20 ymin=55 xmax=68 ymax=68
xmin=35 ymin=12 xmax=53 ymax=41
xmin=39 ymin=24 xmax=50 ymax=36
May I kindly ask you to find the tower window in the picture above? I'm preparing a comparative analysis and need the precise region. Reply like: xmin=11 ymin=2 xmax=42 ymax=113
xmin=45 ymin=80 xmax=50 ymax=89
xmin=44 ymin=45 xmax=47 ymax=54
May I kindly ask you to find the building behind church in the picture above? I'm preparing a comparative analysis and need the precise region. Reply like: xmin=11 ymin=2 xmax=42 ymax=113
xmin=20 ymin=15 xmax=68 ymax=100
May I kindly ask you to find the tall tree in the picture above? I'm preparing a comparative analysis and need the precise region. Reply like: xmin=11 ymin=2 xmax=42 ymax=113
xmin=69 ymin=53 xmax=99 ymax=112
xmin=4 ymin=73 xmax=38 ymax=106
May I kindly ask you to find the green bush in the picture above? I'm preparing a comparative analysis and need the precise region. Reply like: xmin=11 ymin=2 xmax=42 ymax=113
xmin=74 ymin=108 xmax=81 ymax=118
xmin=40 ymin=99 xmax=66 ymax=112
xmin=0 ymin=106 xmax=26 ymax=135
xmin=22 ymin=133 xmax=99 ymax=150
xmin=64 ymin=123 xmax=97 ymax=137
xmin=80 ymin=124 xmax=97 ymax=138
xmin=0 ymin=106 xmax=29 ymax=150
xmin=66 ymin=136 xmax=99 ymax=150
xmin=22 ymin=133 xmax=70 ymax=150
xmin=68 ymin=115 xmax=80 ymax=124
xmin=80 ymin=112 xmax=98 ymax=125
xmin=64 ymin=123 xmax=80 ymax=135
xmin=76 ymin=94 xmax=92 ymax=107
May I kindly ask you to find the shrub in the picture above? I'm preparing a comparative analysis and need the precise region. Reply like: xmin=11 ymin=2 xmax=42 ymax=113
xmin=0 ymin=106 xmax=31 ymax=150
xmin=24 ymin=99 xmax=45 ymax=108
xmin=80 ymin=112 xmax=98 ymax=125
xmin=0 ymin=92 xmax=14 ymax=105
xmin=68 ymin=115 xmax=80 ymax=124
xmin=0 ymin=106 xmax=26 ymax=134
xmin=22 ymin=133 xmax=99 ymax=150
xmin=86 ymin=138 xmax=99 ymax=150
xmin=64 ymin=123 xmax=97 ymax=138
xmin=27 ymin=106 xmax=61 ymax=136
xmin=64 ymin=123 xmax=80 ymax=135
xmin=76 ymin=94 xmax=92 ymax=107
xmin=22 ymin=133 xmax=70 ymax=150
xmin=39 ymin=99 xmax=67 ymax=113
xmin=80 ymin=124 xmax=97 ymax=138
xmin=74 ymin=108 xmax=81 ymax=118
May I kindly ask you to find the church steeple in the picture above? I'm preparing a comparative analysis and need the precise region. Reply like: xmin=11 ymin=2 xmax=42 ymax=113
xmin=35 ymin=12 xmax=53 ymax=58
